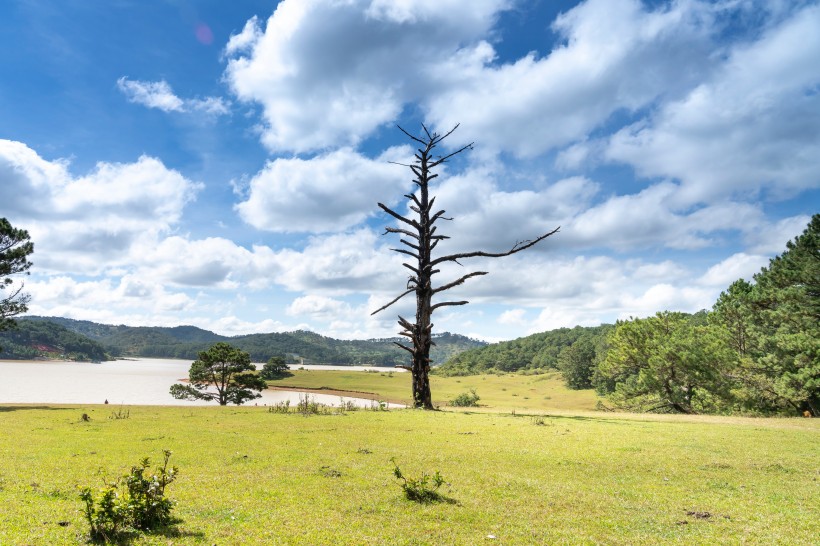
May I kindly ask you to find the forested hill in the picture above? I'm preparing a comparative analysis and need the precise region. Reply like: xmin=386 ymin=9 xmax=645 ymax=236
xmin=436 ymin=324 xmax=614 ymax=376
xmin=16 ymin=317 xmax=485 ymax=366
xmin=0 ymin=319 xmax=109 ymax=361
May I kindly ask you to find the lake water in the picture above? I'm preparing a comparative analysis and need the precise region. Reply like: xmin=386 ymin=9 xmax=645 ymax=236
xmin=0 ymin=358 xmax=404 ymax=407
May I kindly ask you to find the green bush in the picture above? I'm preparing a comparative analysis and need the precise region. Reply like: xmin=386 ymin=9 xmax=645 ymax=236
xmin=79 ymin=450 xmax=178 ymax=542
xmin=449 ymin=389 xmax=480 ymax=407
xmin=391 ymin=459 xmax=446 ymax=503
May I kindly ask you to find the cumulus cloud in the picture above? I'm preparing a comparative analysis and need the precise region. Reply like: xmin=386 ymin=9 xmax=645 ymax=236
xmin=223 ymin=0 xmax=508 ymax=152
xmin=272 ymin=229 xmax=404 ymax=295
xmin=26 ymin=275 xmax=196 ymax=321
xmin=133 ymin=236 xmax=280 ymax=289
xmin=117 ymin=77 xmax=230 ymax=115
xmin=236 ymin=146 xmax=412 ymax=233
xmin=0 ymin=140 xmax=202 ymax=274
xmin=606 ymin=3 xmax=820 ymax=204
xmin=426 ymin=0 xmax=719 ymax=157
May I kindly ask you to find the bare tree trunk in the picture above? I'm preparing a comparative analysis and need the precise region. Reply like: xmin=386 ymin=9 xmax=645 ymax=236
xmin=373 ymin=125 xmax=559 ymax=409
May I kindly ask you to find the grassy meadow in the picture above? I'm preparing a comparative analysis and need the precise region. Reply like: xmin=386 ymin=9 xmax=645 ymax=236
xmin=268 ymin=369 xmax=600 ymax=412
xmin=1 ymin=388 xmax=819 ymax=545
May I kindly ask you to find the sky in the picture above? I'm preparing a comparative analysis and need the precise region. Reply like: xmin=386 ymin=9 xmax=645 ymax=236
xmin=1 ymin=0 xmax=818 ymax=343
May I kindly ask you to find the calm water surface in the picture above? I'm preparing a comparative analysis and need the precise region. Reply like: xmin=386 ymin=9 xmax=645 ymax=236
xmin=0 ymin=358 xmax=402 ymax=407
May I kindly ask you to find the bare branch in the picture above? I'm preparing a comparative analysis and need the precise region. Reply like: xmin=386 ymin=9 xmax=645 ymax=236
xmin=385 ymin=227 xmax=418 ymax=240
xmin=393 ymin=342 xmax=415 ymax=354
xmin=431 ymin=301 xmax=469 ymax=312
xmin=402 ymin=263 xmax=420 ymax=276
xmin=378 ymin=203 xmax=419 ymax=228
xmin=396 ymin=124 xmax=428 ymax=146
xmin=370 ymin=288 xmax=414 ymax=315
xmin=391 ymin=248 xmax=420 ymax=260
xmin=399 ymin=238 xmax=420 ymax=251
xmin=432 ymin=227 xmax=559 ymax=267
xmin=429 ymin=142 xmax=474 ymax=168
xmin=405 ymin=193 xmax=422 ymax=209
xmin=430 ymin=210 xmax=452 ymax=224
xmin=432 ymin=271 xmax=488 ymax=294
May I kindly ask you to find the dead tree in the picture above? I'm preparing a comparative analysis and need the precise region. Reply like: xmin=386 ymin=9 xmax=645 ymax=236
xmin=372 ymin=125 xmax=559 ymax=409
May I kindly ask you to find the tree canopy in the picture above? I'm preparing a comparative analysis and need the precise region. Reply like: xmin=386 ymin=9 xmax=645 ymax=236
xmin=0 ymin=218 xmax=34 ymax=334
xmin=260 ymin=355 xmax=290 ymax=379
xmin=170 ymin=342 xmax=266 ymax=406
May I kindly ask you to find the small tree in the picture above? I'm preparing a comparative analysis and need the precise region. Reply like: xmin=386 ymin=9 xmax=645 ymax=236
xmin=0 ymin=218 xmax=34 ymax=339
xmin=260 ymin=355 xmax=290 ymax=379
xmin=170 ymin=342 xmax=266 ymax=405
xmin=372 ymin=125 xmax=558 ymax=409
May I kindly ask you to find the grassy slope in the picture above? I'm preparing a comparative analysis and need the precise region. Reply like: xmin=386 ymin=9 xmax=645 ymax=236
xmin=1 ymin=404 xmax=818 ymax=545
xmin=268 ymin=370 xmax=600 ymax=411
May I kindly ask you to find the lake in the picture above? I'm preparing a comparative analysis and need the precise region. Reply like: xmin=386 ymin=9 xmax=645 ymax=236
xmin=0 ymin=358 xmax=403 ymax=407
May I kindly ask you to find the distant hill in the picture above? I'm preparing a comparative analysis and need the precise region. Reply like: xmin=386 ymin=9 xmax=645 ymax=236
xmin=0 ymin=319 xmax=109 ymax=362
xmin=18 ymin=317 xmax=486 ymax=366
xmin=436 ymin=324 xmax=614 ymax=376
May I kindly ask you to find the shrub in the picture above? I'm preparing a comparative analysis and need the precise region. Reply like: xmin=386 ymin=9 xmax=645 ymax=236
xmin=79 ymin=450 xmax=178 ymax=542
xmin=268 ymin=400 xmax=291 ymax=414
xmin=391 ymin=459 xmax=446 ymax=503
xmin=450 ymin=389 xmax=480 ymax=407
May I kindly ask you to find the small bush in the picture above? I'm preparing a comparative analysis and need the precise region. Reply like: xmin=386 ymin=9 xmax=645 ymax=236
xmin=450 ymin=389 xmax=480 ymax=407
xmin=108 ymin=406 xmax=130 ymax=420
xmin=391 ymin=459 xmax=446 ymax=503
xmin=268 ymin=400 xmax=291 ymax=414
xmin=79 ymin=450 xmax=178 ymax=542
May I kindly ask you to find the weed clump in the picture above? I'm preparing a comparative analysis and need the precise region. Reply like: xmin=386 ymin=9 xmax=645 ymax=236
xmin=79 ymin=450 xmax=178 ymax=542
xmin=391 ymin=459 xmax=447 ymax=503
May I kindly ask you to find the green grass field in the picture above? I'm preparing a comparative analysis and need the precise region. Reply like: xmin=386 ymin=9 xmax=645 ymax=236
xmin=1 ymin=397 xmax=818 ymax=545
xmin=268 ymin=369 xmax=600 ymax=412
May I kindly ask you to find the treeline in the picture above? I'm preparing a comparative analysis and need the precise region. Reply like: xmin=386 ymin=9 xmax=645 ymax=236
xmin=17 ymin=317 xmax=485 ymax=366
xmin=436 ymin=324 xmax=613 ymax=382
xmin=598 ymin=215 xmax=818 ymax=416
xmin=440 ymin=215 xmax=819 ymax=416
xmin=0 ymin=319 xmax=109 ymax=361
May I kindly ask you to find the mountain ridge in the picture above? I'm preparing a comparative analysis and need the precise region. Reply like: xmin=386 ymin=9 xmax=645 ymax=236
xmin=12 ymin=316 xmax=486 ymax=365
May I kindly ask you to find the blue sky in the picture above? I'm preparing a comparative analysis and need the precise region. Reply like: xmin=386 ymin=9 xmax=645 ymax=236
xmin=1 ymin=0 xmax=818 ymax=342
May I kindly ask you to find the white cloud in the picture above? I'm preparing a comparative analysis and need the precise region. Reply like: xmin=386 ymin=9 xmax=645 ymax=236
xmin=223 ymin=0 xmax=508 ymax=152
xmin=117 ymin=77 xmax=184 ymax=112
xmin=698 ymin=253 xmax=768 ymax=288
xmin=271 ymin=229 xmax=404 ymax=295
xmin=747 ymin=214 xmax=812 ymax=254
xmin=27 ymin=275 xmax=196 ymax=320
xmin=117 ymin=77 xmax=230 ymax=116
xmin=606 ymin=3 xmax=820 ymax=204
xmin=0 ymin=140 xmax=202 ymax=274
xmin=133 ymin=236 xmax=280 ymax=289
xmin=565 ymin=183 xmax=767 ymax=251
xmin=224 ymin=15 xmax=262 ymax=56
xmin=426 ymin=0 xmax=719 ymax=157
xmin=497 ymin=308 xmax=527 ymax=326
xmin=236 ymin=146 xmax=412 ymax=233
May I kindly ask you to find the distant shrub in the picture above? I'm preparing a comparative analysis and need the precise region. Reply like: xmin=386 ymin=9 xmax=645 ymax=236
xmin=268 ymin=400 xmax=291 ymax=414
xmin=108 ymin=406 xmax=130 ymax=420
xmin=450 ymin=389 xmax=480 ymax=407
